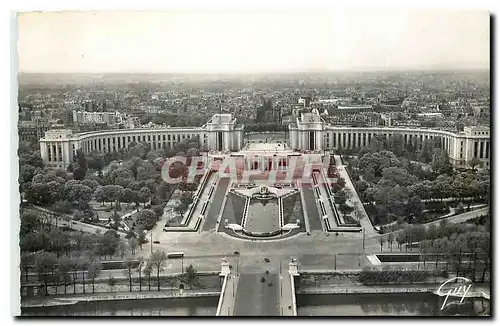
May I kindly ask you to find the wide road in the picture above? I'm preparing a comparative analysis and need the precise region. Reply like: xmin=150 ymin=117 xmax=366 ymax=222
xmin=426 ymin=206 xmax=489 ymax=226
xmin=233 ymin=273 xmax=279 ymax=316
xmin=361 ymin=207 xmax=490 ymax=250
xmin=202 ymin=178 xmax=230 ymax=231
xmin=301 ymin=187 xmax=322 ymax=231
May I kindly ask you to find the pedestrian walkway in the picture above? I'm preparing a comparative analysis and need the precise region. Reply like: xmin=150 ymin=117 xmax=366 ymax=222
xmin=216 ymin=273 xmax=239 ymax=316
xmin=279 ymin=270 xmax=296 ymax=316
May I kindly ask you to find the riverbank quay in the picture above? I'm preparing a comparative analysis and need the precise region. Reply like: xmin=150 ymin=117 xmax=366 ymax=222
xmin=296 ymin=283 xmax=491 ymax=298
xmin=20 ymin=271 xmax=222 ymax=298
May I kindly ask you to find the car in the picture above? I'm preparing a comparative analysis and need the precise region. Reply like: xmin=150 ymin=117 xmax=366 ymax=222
xmin=264 ymin=258 xmax=270 ymax=263
xmin=153 ymin=240 xmax=160 ymax=244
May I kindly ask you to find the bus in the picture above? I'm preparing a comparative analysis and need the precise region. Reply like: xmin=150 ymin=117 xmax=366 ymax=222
xmin=167 ymin=252 xmax=185 ymax=259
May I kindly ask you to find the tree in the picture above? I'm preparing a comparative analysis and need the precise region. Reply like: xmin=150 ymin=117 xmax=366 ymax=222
xmin=185 ymin=264 xmax=198 ymax=289
xmin=20 ymin=211 xmax=40 ymax=237
xmin=468 ymin=157 xmax=482 ymax=170
xmin=128 ymin=237 xmax=138 ymax=255
xmin=19 ymin=164 xmax=36 ymax=192
xmin=136 ymin=257 xmax=145 ymax=291
xmin=379 ymin=235 xmax=385 ymax=252
xmin=120 ymin=188 xmax=135 ymax=208
xmin=478 ymin=231 xmax=490 ymax=282
xmin=380 ymin=167 xmax=418 ymax=187
xmin=419 ymin=240 xmax=431 ymax=270
xmin=417 ymin=139 xmax=434 ymax=164
xmin=151 ymin=205 xmax=164 ymax=221
xmin=79 ymin=258 xmax=90 ymax=294
xmin=20 ymin=252 xmax=32 ymax=282
xmin=150 ymin=250 xmax=167 ymax=291
xmin=87 ymin=261 xmax=102 ymax=294
xmin=81 ymin=179 xmax=100 ymax=192
xmin=52 ymin=200 xmax=72 ymax=215
xmin=387 ymin=233 xmax=394 ymax=252
xmin=355 ymin=180 xmax=370 ymax=193
xmin=118 ymin=240 xmax=127 ymax=258
xmin=68 ymin=256 xmax=83 ymax=294
xmin=432 ymin=175 xmax=453 ymax=201
xmin=73 ymin=167 xmax=87 ymax=180
xmin=34 ymin=251 xmax=58 ymax=295
xmin=86 ymin=152 xmax=105 ymax=173
xmin=137 ymin=229 xmax=147 ymax=250
xmin=144 ymin=260 xmax=153 ymax=290
xmin=123 ymin=258 xmax=136 ymax=292
xmin=108 ymin=276 xmax=117 ymax=292
xmin=139 ymin=187 xmax=152 ymax=207
xmin=446 ymin=234 xmax=467 ymax=278
xmin=406 ymin=195 xmax=425 ymax=223
xmin=136 ymin=209 xmax=158 ymax=230
xmin=431 ymin=150 xmax=453 ymax=176
xmin=75 ymin=149 xmax=88 ymax=171
xmin=97 ymin=231 xmax=120 ymax=259
xmin=396 ymin=233 xmax=405 ymax=251
xmin=93 ymin=186 xmax=107 ymax=206
xmin=334 ymin=190 xmax=347 ymax=206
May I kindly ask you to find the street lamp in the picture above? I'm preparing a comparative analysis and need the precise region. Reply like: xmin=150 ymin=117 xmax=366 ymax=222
xmin=362 ymin=228 xmax=365 ymax=250
xmin=150 ymin=233 xmax=153 ymax=254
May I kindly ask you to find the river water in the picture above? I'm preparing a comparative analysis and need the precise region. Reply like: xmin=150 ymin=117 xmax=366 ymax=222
xmin=21 ymin=297 xmax=219 ymax=316
xmin=297 ymin=293 xmax=490 ymax=316
xmin=22 ymin=293 xmax=489 ymax=316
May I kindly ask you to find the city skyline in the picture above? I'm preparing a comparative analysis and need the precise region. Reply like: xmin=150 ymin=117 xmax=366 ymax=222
xmin=17 ymin=10 xmax=490 ymax=74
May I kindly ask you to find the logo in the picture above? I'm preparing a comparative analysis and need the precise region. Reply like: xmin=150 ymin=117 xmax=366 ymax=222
xmin=160 ymin=155 xmax=339 ymax=187
xmin=437 ymin=277 xmax=473 ymax=311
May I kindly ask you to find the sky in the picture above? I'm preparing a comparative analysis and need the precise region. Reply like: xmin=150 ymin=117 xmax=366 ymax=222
xmin=16 ymin=10 xmax=490 ymax=73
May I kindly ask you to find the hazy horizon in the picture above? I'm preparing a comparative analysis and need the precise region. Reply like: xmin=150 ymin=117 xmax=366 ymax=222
xmin=17 ymin=10 xmax=490 ymax=74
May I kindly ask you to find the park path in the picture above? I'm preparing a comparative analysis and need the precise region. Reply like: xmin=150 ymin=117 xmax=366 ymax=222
xmin=26 ymin=206 xmax=127 ymax=238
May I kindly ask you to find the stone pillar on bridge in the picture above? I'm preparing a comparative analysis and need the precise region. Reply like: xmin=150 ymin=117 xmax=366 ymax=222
xmin=220 ymin=257 xmax=231 ymax=276
xmin=289 ymin=257 xmax=299 ymax=276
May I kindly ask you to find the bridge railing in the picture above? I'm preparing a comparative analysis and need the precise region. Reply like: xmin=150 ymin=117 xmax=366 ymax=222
xmin=216 ymin=275 xmax=229 ymax=316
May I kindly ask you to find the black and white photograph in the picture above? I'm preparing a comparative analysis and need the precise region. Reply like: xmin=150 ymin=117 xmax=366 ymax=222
xmin=12 ymin=6 xmax=491 ymax=317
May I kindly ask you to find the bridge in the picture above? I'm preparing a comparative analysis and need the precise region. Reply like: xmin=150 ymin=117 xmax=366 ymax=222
xmin=215 ymin=258 xmax=299 ymax=316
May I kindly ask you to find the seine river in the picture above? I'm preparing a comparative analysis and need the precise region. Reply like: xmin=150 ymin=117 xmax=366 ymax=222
xmin=21 ymin=297 xmax=219 ymax=316
xmin=297 ymin=293 xmax=490 ymax=316
xmin=22 ymin=293 xmax=489 ymax=316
